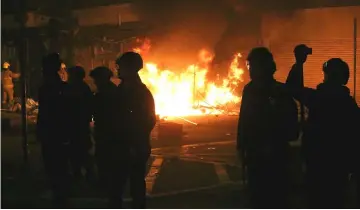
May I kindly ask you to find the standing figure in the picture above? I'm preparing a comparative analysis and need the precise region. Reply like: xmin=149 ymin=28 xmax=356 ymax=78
xmin=59 ymin=62 xmax=68 ymax=82
xmin=237 ymin=47 xmax=299 ymax=208
xmin=66 ymin=66 xmax=94 ymax=182
xmin=89 ymin=67 xmax=118 ymax=189
xmin=286 ymin=44 xmax=312 ymax=131
xmin=109 ymin=52 xmax=156 ymax=208
xmin=1 ymin=61 xmax=21 ymax=107
xmin=287 ymin=57 xmax=359 ymax=208
xmin=37 ymin=53 xmax=70 ymax=208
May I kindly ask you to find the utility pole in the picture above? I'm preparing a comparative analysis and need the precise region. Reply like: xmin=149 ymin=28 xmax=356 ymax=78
xmin=19 ymin=0 xmax=28 ymax=164
xmin=193 ymin=66 xmax=196 ymax=108
xmin=354 ymin=18 xmax=357 ymax=101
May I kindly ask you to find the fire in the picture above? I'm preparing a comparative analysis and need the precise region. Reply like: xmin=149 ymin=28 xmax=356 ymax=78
xmin=133 ymin=41 xmax=244 ymax=117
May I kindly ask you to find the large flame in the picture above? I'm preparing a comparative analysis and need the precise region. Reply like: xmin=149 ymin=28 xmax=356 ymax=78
xmin=133 ymin=41 xmax=244 ymax=117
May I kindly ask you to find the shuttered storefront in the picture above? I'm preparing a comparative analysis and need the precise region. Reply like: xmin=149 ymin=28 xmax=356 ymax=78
xmin=269 ymin=38 xmax=360 ymax=104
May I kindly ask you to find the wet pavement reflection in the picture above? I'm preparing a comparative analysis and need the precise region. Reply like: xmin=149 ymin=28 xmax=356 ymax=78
xmin=151 ymin=141 xmax=239 ymax=166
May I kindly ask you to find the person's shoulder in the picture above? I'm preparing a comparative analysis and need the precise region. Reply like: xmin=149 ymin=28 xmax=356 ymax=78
xmin=274 ymin=81 xmax=287 ymax=90
xmin=142 ymin=84 xmax=153 ymax=96
xmin=81 ymin=82 xmax=92 ymax=92
xmin=273 ymin=81 xmax=294 ymax=97
xmin=136 ymin=83 xmax=154 ymax=101
xmin=107 ymin=82 xmax=119 ymax=93
xmin=243 ymin=81 xmax=253 ymax=91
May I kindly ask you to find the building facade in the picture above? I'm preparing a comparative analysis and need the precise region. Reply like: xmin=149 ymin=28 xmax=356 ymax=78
xmin=262 ymin=6 xmax=360 ymax=103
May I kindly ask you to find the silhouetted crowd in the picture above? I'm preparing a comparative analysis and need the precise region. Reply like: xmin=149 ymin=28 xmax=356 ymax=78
xmin=37 ymin=46 xmax=359 ymax=209
xmin=238 ymin=45 xmax=360 ymax=208
xmin=37 ymin=52 xmax=155 ymax=208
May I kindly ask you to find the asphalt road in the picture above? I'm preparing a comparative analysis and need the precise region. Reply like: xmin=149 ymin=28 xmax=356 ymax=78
xmin=1 ymin=114 xmax=243 ymax=208
xmin=2 ymin=114 xmax=358 ymax=208
xmin=1 ymin=139 xmax=246 ymax=208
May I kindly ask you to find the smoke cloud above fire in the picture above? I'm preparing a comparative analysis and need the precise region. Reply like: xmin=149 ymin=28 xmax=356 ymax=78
xmin=128 ymin=0 xmax=251 ymax=117
xmin=132 ymin=0 xmax=238 ymax=67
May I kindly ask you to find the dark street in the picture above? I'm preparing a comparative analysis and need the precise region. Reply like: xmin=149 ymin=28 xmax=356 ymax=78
xmin=1 ymin=114 xmax=245 ymax=208
xmin=2 ymin=0 xmax=360 ymax=208
xmin=1 ymin=113 xmax=359 ymax=208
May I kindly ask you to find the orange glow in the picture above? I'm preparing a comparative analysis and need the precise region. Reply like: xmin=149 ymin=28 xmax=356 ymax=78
xmin=133 ymin=41 xmax=244 ymax=117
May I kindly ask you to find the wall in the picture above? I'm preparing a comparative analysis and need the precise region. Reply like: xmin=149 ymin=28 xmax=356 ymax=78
xmin=262 ymin=6 xmax=360 ymax=104
xmin=72 ymin=3 xmax=139 ymax=27
xmin=1 ymin=12 xmax=50 ymax=29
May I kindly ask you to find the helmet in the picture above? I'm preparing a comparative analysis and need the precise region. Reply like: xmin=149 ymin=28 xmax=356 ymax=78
xmin=323 ymin=58 xmax=349 ymax=85
xmin=90 ymin=66 xmax=113 ymax=81
xmin=115 ymin=52 xmax=143 ymax=73
xmin=3 ymin=62 xmax=10 ymax=69
xmin=42 ymin=53 xmax=62 ymax=77
xmin=61 ymin=63 xmax=66 ymax=70
xmin=247 ymin=47 xmax=276 ymax=76
xmin=68 ymin=66 xmax=85 ymax=80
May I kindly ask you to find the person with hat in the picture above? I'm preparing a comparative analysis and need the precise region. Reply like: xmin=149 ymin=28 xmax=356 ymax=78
xmin=287 ymin=57 xmax=359 ymax=208
xmin=286 ymin=44 xmax=312 ymax=90
xmin=286 ymin=44 xmax=312 ymax=133
xmin=36 ymin=53 xmax=70 ymax=208
xmin=89 ymin=66 xmax=118 ymax=189
xmin=108 ymin=52 xmax=156 ymax=208
xmin=237 ymin=47 xmax=299 ymax=208
xmin=1 ymin=61 xmax=21 ymax=107
xmin=65 ymin=66 xmax=95 ymax=182
xmin=59 ymin=62 xmax=68 ymax=82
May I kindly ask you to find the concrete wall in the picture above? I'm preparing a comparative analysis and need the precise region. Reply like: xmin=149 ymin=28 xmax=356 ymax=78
xmin=1 ymin=3 xmax=139 ymax=29
xmin=72 ymin=3 xmax=139 ymax=27
xmin=1 ymin=12 xmax=50 ymax=29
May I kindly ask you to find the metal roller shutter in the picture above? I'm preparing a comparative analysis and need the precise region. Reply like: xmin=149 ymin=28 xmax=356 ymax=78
xmin=356 ymin=40 xmax=360 ymax=104
xmin=270 ymin=38 xmax=360 ymax=104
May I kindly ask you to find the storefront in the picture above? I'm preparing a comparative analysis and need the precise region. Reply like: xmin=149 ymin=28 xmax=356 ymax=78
xmin=262 ymin=6 xmax=360 ymax=104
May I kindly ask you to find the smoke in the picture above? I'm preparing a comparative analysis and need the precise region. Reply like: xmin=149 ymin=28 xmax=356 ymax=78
xmin=132 ymin=0 xmax=232 ymax=67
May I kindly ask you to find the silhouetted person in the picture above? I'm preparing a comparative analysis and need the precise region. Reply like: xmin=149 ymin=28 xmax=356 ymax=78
xmin=89 ymin=67 xmax=118 ymax=189
xmin=355 ymin=105 xmax=360 ymax=208
xmin=286 ymin=44 xmax=312 ymax=129
xmin=66 ymin=66 xmax=94 ymax=182
xmin=287 ymin=57 xmax=359 ymax=208
xmin=109 ymin=52 xmax=156 ymax=208
xmin=1 ymin=61 xmax=21 ymax=106
xmin=286 ymin=44 xmax=312 ymax=90
xmin=37 ymin=53 xmax=70 ymax=208
xmin=237 ymin=47 xmax=299 ymax=208
xmin=59 ymin=62 xmax=68 ymax=82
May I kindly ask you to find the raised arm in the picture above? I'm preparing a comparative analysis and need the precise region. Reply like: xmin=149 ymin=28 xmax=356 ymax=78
xmin=286 ymin=64 xmax=317 ymax=108
xmin=11 ymin=72 xmax=21 ymax=79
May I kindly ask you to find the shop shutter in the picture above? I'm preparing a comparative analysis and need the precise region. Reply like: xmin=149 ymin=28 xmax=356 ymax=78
xmin=269 ymin=38 xmax=360 ymax=104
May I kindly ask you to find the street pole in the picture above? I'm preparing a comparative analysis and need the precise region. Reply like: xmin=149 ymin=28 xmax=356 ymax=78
xmin=354 ymin=18 xmax=357 ymax=101
xmin=193 ymin=67 xmax=196 ymax=108
xmin=19 ymin=0 xmax=28 ymax=164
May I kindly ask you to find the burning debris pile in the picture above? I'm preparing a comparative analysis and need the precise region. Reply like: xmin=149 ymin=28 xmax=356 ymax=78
xmin=5 ymin=97 xmax=39 ymax=116
xmin=133 ymin=39 xmax=245 ymax=118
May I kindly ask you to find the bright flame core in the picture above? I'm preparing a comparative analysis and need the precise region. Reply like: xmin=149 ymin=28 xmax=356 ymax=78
xmin=134 ymin=43 xmax=244 ymax=117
